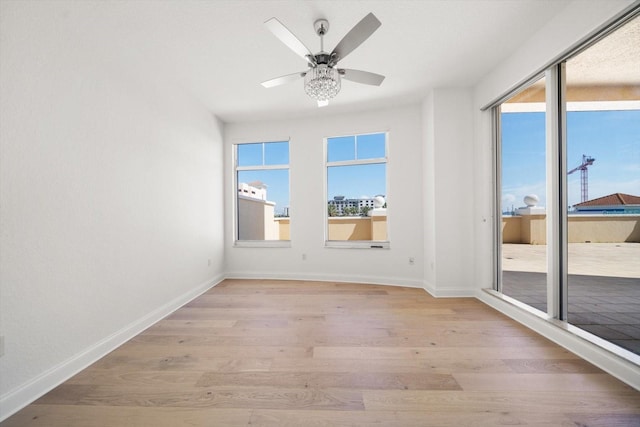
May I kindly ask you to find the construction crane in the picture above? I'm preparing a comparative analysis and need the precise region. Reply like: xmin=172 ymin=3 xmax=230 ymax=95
xmin=567 ymin=154 xmax=595 ymax=203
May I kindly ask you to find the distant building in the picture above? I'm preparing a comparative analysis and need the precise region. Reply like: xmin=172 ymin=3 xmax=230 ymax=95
xmin=328 ymin=195 xmax=383 ymax=215
xmin=238 ymin=181 xmax=267 ymax=201
xmin=572 ymin=193 xmax=640 ymax=214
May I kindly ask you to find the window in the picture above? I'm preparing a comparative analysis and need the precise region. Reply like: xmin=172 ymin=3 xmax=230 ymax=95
xmin=493 ymin=12 xmax=640 ymax=357
xmin=325 ymin=132 xmax=388 ymax=247
xmin=235 ymin=141 xmax=290 ymax=244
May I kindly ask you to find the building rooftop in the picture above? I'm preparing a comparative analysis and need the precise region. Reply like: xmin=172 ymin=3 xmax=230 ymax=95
xmin=574 ymin=193 xmax=640 ymax=207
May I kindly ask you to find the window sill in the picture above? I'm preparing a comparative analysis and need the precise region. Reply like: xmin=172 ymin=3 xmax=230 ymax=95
xmin=234 ymin=240 xmax=291 ymax=248
xmin=324 ymin=241 xmax=390 ymax=249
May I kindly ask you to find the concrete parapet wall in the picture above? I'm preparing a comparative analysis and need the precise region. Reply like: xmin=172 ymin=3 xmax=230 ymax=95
xmin=502 ymin=214 xmax=640 ymax=244
xmin=502 ymin=216 xmax=522 ymax=243
xmin=276 ymin=217 xmax=388 ymax=241
xmin=568 ymin=215 xmax=640 ymax=243
xmin=275 ymin=218 xmax=290 ymax=240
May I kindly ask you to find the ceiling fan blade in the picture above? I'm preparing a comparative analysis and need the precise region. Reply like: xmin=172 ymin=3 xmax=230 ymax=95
xmin=265 ymin=17 xmax=314 ymax=63
xmin=331 ymin=13 xmax=381 ymax=63
xmin=340 ymin=69 xmax=385 ymax=86
xmin=261 ymin=72 xmax=306 ymax=88
xmin=317 ymin=100 xmax=329 ymax=107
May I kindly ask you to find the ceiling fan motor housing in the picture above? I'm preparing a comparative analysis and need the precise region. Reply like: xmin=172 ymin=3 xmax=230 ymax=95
xmin=313 ymin=53 xmax=333 ymax=66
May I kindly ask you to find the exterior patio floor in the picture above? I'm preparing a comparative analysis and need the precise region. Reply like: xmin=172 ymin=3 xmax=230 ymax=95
xmin=501 ymin=243 xmax=640 ymax=356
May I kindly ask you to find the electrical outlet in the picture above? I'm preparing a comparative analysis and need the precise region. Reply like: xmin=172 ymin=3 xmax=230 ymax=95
xmin=409 ymin=257 xmax=415 ymax=265
xmin=207 ymin=259 xmax=211 ymax=267
xmin=302 ymin=253 xmax=307 ymax=261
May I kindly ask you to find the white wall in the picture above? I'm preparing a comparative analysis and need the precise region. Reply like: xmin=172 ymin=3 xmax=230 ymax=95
xmin=0 ymin=2 xmax=225 ymax=419
xmin=224 ymin=105 xmax=424 ymax=288
xmin=423 ymin=89 xmax=476 ymax=297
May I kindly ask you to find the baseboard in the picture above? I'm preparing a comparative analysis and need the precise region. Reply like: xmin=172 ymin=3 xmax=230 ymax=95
xmin=477 ymin=288 xmax=640 ymax=390
xmin=225 ymin=272 xmax=477 ymax=297
xmin=423 ymin=280 xmax=476 ymax=298
xmin=224 ymin=270 xmax=424 ymax=289
xmin=0 ymin=274 xmax=225 ymax=422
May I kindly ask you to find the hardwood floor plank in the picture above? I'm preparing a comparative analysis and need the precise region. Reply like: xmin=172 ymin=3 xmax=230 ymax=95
xmin=567 ymin=413 xmax=640 ymax=427
xmin=89 ymin=355 xmax=273 ymax=372
xmin=1 ymin=406 xmax=252 ymax=427
xmin=36 ymin=385 xmax=365 ymax=411
xmin=195 ymin=371 xmax=461 ymax=391
xmin=388 ymin=321 xmax=547 ymax=337
xmin=269 ymin=358 xmax=516 ymax=374
xmin=313 ymin=345 xmax=578 ymax=360
xmin=312 ymin=346 xmax=416 ymax=359
xmin=269 ymin=358 xmax=426 ymax=373
xmin=416 ymin=359 xmax=521 ymax=374
xmin=502 ymin=357 xmax=604 ymax=373
xmin=65 ymin=370 xmax=203 ymax=387
xmin=109 ymin=343 xmax=313 ymax=359
xmin=249 ymin=409 xmax=578 ymax=427
xmin=362 ymin=390 xmax=640 ymax=413
xmin=453 ymin=373 xmax=633 ymax=391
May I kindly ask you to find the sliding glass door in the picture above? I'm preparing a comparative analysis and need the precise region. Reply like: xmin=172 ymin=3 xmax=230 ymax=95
xmin=495 ymin=13 xmax=640 ymax=356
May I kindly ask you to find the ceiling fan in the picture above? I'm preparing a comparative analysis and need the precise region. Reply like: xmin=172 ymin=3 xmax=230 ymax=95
xmin=261 ymin=13 xmax=385 ymax=107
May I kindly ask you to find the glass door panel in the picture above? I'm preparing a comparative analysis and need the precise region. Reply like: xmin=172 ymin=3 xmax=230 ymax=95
xmin=564 ymin=16 xmax=640 ymax=355
xmin=499 ymin=77 xmax=548 ymax=313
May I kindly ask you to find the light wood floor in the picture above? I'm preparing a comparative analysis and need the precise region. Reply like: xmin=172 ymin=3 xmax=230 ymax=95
xmin=3 ymin=279 xmax=640 ymax=426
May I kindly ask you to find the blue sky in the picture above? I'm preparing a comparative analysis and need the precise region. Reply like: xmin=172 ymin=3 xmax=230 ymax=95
xmin=237 ymin=141 xmax=290 ymax=215
xmin=237 ymin=134 xmax=387 ymax=216
xmin=327 ymin=133 xmax=387 ymax=202
xmin=501 ymin=109 xmax=640 ymax=211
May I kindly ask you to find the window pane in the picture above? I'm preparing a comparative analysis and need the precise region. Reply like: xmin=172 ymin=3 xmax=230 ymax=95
xmin=237 ymin=169 xmax=290 ymax=241
xmin=565 ymin=15 xmax=640 ymax=356
xmin=264 ymin=141 xmax=289 ymax=165
xmin=237 ymin=143 xmax=263 ymax=167
xmin=328 ymin=136 xmax=355 ymax=162
xmin=499 ymin=76 xmax=547 ymax=313
xmin=327 ymin=163 xmax=386 ymax=241
xmin=357 ymin=133 xmax=385 ymax=159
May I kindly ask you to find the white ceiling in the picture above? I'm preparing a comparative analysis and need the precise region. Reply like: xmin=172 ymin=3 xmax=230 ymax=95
xmin=39 ymin=0 xmax=575 ymax=123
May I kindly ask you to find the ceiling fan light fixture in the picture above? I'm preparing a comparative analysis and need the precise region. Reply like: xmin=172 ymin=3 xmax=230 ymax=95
xmin=263 ymin=13 xmax=383 ymax=105
xmin=304 ymin=64 xmax=341 ymax=101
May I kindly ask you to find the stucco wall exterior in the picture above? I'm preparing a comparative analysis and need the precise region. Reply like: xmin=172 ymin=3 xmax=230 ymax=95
xmin=502 ymin=215 xmax=640 ymax=244
xmin=237 ymin=196 xmax=279 ymax=240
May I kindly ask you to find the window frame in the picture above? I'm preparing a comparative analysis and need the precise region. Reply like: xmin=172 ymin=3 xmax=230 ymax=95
xmin=324 ymin=131 xmax=390 ymax=249
xmin=233 ymin=140 xmax=291 ymax=248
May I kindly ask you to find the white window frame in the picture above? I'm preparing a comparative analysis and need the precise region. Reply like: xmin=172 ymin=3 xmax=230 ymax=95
xmin=324 ymin=131 xmax=390 ymax=249
xmin=234 ymin=140 xmax=291 ymax=248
